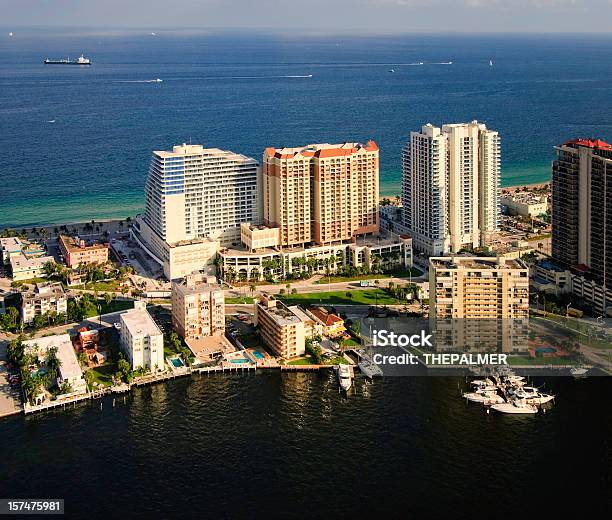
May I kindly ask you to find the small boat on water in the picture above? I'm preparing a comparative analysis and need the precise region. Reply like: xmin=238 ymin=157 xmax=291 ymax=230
xmin=491 ymin=399 xmax=538 ymax=415
xmin=389 ymin=69 xmax=395 ymax=73
xmin=463 ymin=391 xmax=505 ymax=404
xmin=570 ymin=367 xmax=588 ymax=377
xmin=337 ymin=365 xmax=353 ymax=392
xmin=489 ymin=59 xmax=493 ymax=67
xmin=358 ymin=352 xmax=383 ymax=378
xmin=510 ymin=386 xmax=554 ymax=405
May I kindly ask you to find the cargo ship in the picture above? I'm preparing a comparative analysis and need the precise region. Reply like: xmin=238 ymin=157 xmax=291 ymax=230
xmin=44 ymin=54 xmax=91 ymax=65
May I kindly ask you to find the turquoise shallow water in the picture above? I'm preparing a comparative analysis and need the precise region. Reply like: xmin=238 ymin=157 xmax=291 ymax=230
xmin=1 ymin=32 xmax=611 ymax=227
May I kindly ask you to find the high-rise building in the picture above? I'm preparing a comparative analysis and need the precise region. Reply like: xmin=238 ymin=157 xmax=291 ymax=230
xmin=262 ymin=141 xmax=379 ymax=247
xmin=144 ymin=144 xmax=259 ymax=245
xmin=552 ymin=139 xmax=612 ymax=310
xmin=171 ymin=273 xmax=225 ymax=341
xmin=133 ymin=143 xmax=259 ymax=279
xmin=402 ymin=122 xmax=500 ymax=255
xmin=429 ymin=256 xmax=529 ymax=352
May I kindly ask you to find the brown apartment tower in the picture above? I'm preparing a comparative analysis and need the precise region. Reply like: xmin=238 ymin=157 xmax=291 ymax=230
xmin=552 ymin=139 xmax=612 ymax=293
xmin=262 ymin=141 xmax=380 ymax=247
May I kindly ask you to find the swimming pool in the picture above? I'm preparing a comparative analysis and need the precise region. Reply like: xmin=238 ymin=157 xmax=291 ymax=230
xmin=536 ymin=347 xmax=556 ymax=354
xmin=170 ymin=357 xmax=184 ymax=368
xmin=252 ymin=350 xmax=265 ymax=360
xmin=230 ymin=359 xmax=250 ymax=364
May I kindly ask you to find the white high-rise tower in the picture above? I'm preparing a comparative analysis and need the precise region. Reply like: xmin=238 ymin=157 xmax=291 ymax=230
xmin=402 ymin=121 xmax=500 ymax=255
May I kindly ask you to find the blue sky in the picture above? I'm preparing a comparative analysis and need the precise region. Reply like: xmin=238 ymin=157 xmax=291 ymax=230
xmin=1 ymin=0 xmax=612 ymax=33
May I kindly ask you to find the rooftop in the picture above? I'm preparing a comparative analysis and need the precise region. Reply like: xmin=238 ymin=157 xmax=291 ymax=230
xmin=186 ymin=336 xmax=235 ymax=360
xmin=0 ymin=237 xmax=22 ymax=251
xmin=308 ymin=307 xmax=344 ymax=327
xmin=264 ymin=141 xmax=378 ymax=160
xmin=120 ymin=308 xmax=162 ymax=337
xmin=154 ymin=143 xmax=256 ymax=163
xmin=430 ymin=256 xmax=526 ymax=271
xmin=563 ymin=138 xmax=612 ymax=151
xmin=257 ymin=297 xmax=303 ymax=326
xmin=59 ymin=235 xmax=108 ymax=253
xmin=23 ymin=334 xmax=83 ymax=382
xmin=10 ymin=253 xmax=54 ymax=271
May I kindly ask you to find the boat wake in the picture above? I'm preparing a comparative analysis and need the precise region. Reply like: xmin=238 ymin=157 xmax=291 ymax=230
xmin=117 ymin=79 xmax=163 ymax=83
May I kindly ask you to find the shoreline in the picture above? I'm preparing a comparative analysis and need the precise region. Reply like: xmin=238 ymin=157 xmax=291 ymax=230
xmin=1 ymin=181 xmax=551 ymax=232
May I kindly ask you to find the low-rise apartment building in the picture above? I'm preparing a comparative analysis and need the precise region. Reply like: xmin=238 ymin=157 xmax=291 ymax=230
xmin=501 ymin=193 xmax=548 ymax=218
xmin=58 ymin=235 xmax=109 ymax=268
xmin=119 ymin=301 xmax=164 ymax=371
xmin=220 ymin=233 xmax=412 ymax=282
xmin=171 ymin=273 xmax=225 ymax=341
xmin=254 ymin=294 xmax=307 ymax=359
xmin=23 ymin=334 xmax=87 ymax=394
xmin=21 ymin=283 xmax=68 ymax=324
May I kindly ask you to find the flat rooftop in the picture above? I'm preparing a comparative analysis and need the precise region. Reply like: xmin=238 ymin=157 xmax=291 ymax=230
xmin=154 ymin=144 xmax=256 ymax=163
xmin=430 ymin=256 xmax=526 ymax=271
xmin=120 ymin=308 xmax=162 ymax=337
xmin=10 ymin=253 xmax=54 ymax=270
xmin=59 ymin=235 xmax=108 ymax=252
xmin=186 ymin=336 xmax=235 ymax=360
xmin=258 ymin=299 xmax=303 ymax=326
xmin=23 ymin=334 xmax=82 ymax=382
xmin=173 ymin=281 xmax=223 ymax=297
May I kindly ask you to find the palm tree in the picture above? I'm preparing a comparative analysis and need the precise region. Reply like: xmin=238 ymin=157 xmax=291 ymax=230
xmin=249 ymin=284 xmax=256 ymax=299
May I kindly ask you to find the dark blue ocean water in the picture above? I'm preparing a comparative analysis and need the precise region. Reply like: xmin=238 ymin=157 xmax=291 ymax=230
xmin=1 ymin=32 xmax=612 ymax=228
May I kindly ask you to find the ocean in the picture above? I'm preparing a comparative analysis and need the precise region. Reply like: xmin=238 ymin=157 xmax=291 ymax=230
xmin=1 ymin=373 xmax=610 ymax=518
xmin=1 ymin=32 xmax=611 ymax=228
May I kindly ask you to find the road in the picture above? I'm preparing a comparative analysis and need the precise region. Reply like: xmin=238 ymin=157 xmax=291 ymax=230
xmin=226 ymin=273 xmax=428 ymax=299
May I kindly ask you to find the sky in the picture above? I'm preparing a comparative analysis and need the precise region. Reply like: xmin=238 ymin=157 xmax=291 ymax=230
xmin=1 ymin=0 xmax=612 ymax=34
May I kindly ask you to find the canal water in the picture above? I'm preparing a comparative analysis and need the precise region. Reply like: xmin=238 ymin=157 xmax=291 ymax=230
xmin=0 ymin=372 xmax=610 ymax=518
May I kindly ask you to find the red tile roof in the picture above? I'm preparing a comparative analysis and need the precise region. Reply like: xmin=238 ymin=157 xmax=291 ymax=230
xmin=309 ymin=307 xmax=343 ymax=327
xmin=564 ymin=139 xmax=612 ymax=151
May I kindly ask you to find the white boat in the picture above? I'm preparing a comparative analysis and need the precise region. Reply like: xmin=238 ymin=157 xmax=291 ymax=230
xmin=491 ymin=399 xmax=538 ymax=414
xmin=470 ymin=378 xmax=497 ymax=392
xmin=463 ymin=391 xmax=505 ymax=404
xmin=337 ymin=365 xmax=353 ymax=391
xmin=513 ymin=389 xmax=555 ymax=405
xmin=154 ymin=78 xmax=163 ymax=83
xmin=389 ymin=69 xmax=395 ymax=73
xmin=489 ymin=59 xmax=493 ymax=67
xmin=358 ymin=352 xmax=383 ymax=378
xmin=570 ymin=367 xmax=588 ymax=377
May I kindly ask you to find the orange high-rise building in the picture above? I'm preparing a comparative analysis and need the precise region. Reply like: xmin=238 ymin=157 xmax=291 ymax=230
xmin=262 ymin=141 xmax=379 ymax=247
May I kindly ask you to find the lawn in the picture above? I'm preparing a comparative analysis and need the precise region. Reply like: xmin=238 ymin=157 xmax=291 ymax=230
xmin=72 ymin=280 xmax=124 ymax=292
xmin=287 ymin=355 xmax=349 ymax=365
xmin=87 ymin=363 xmax=117 ymax=387
xmin=278 ymin=289 xmax=399 ymax=306
xmin=507 ymin=356 xmax=579 ymax=366
xmin=288 ymin=356 xmax=317 ymax=365
xmin=314 ymin=267 xmax=423 ymax=285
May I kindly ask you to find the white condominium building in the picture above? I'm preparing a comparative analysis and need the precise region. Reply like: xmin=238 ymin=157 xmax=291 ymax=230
xmin=144 ymin=144 xmax=260 ymax=246
xmin=119 ymin=301 xmax=165 ymax=371
xmin=402 ymin=121 xmax=500 ymax=255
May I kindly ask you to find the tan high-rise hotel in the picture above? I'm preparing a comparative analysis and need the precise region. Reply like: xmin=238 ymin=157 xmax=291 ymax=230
xmin=262 ymin=141 xmax=380 ymax=247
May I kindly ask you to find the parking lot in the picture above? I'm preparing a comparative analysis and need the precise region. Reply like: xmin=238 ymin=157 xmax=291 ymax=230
xmin=110 ymin=237 xmax=170 ymax=293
